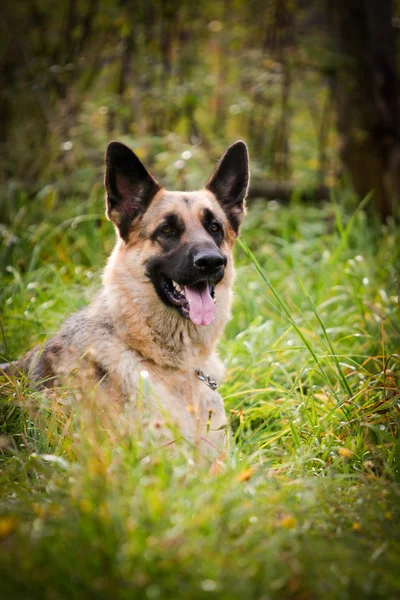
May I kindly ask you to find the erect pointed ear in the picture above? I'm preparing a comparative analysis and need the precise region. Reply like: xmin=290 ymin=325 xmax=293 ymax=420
xmin=104 ymin=141 xmax=161 ymax=240
xmin=206 ymin=141 xmax=249 ymax=234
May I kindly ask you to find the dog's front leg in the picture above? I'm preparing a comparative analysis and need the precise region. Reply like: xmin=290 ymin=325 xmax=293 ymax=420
xmin=87 ymin=341 xmax=140 ymax=405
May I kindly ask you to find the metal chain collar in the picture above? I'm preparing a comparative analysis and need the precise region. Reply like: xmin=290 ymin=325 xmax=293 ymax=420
xmin=195 ymin=369 xmax=219 ymax=390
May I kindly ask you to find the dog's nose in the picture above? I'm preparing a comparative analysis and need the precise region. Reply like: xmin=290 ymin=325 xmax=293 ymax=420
xmin=193 ymin=251 xmax=226 ymax=272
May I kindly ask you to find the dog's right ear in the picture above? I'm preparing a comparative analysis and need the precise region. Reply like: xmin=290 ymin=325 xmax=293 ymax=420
xmin=105 ymin=142 xmax=161 ymax=240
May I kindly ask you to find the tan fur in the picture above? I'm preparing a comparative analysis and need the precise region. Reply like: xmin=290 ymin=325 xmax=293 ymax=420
xmin=4 ymin=141 xmax=249 ymax=457
xmin=98 ymin=190 xmax=234 ymax=453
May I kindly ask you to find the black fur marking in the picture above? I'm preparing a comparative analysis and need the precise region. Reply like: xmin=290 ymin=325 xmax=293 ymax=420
xmin=202 ymin=208 xmax=224 ymax=247
xmin=116 ymin=214 xmax=134 ymax=242
xmin=150 ymin=213 xmax=185 ymax=250
xmin=145 ymin=238 xmax=226 ymax=318
xmin=181 ymin=196 xmax=196 ymax=206
xmin=206 ymin=140 xmax=249 ymax=234
xmin=94 ymin=363 xmax=108 ymax=382
xmin=100 ymin=321 xmax=115 ymax=334
xmin=48 ymin=343 xmax=62 ymax=355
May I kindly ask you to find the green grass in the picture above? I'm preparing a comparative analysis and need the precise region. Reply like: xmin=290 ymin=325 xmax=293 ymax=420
xmin=0 ymin=191 xmax=400 ymax=599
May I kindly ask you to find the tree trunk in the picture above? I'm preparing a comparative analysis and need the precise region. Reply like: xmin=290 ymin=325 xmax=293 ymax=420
xmin=326 ymin=0 xmax=400 ymax=221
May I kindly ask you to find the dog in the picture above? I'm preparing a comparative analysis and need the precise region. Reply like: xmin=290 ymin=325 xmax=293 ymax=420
xmin=1 ymin=140 xmax=250 ymax=454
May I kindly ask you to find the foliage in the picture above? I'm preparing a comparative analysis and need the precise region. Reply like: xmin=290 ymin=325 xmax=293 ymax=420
xmin=1 ymin=0 xmax=338 ymax=195
xmin=0 ymin=191 xmax=399 ymax=598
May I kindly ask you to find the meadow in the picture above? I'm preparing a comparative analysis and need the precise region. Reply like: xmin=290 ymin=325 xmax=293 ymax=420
xmin=0 ymin=185 xmax=399 ymax=599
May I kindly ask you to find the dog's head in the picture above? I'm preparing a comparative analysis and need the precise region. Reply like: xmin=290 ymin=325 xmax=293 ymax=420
xmin=104 ymin=141 xmax=249 ymax=328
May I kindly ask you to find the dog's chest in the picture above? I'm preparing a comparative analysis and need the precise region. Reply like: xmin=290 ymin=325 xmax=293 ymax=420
xmin=138 ymin=362 xmax=228 ymax=451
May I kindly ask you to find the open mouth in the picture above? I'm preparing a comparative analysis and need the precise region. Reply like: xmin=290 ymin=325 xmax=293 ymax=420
xmin=161 ymin=275 xmax=216 ymax=326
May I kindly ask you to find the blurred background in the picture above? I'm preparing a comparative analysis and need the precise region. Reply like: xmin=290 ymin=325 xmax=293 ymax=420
xmin=2 ymin=3 xmax=400 ymax=595
xmin=1 ymin=0 xmax=400 ymax=223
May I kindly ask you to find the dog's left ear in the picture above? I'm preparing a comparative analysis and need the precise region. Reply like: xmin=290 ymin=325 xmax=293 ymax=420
xmin=105 ymin=141 xmax=161 ymax=240
xmin=206 ymin=140 xmax=250 ymax=234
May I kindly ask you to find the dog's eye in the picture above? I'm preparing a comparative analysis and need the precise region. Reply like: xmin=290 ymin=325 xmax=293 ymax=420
xmin=161 ymin=225 xmax=174 ymax=235
xmin=210 ymin=222 xmax=221 ymax=233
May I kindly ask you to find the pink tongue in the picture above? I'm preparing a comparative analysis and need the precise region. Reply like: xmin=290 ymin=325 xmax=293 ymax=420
xmin=183 ymin=285 xmax=215 ymax=326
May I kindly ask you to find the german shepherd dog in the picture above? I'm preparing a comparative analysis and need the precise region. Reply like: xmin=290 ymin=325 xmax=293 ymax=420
xmin=1 ymin=141 xmax=249 ymax=454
